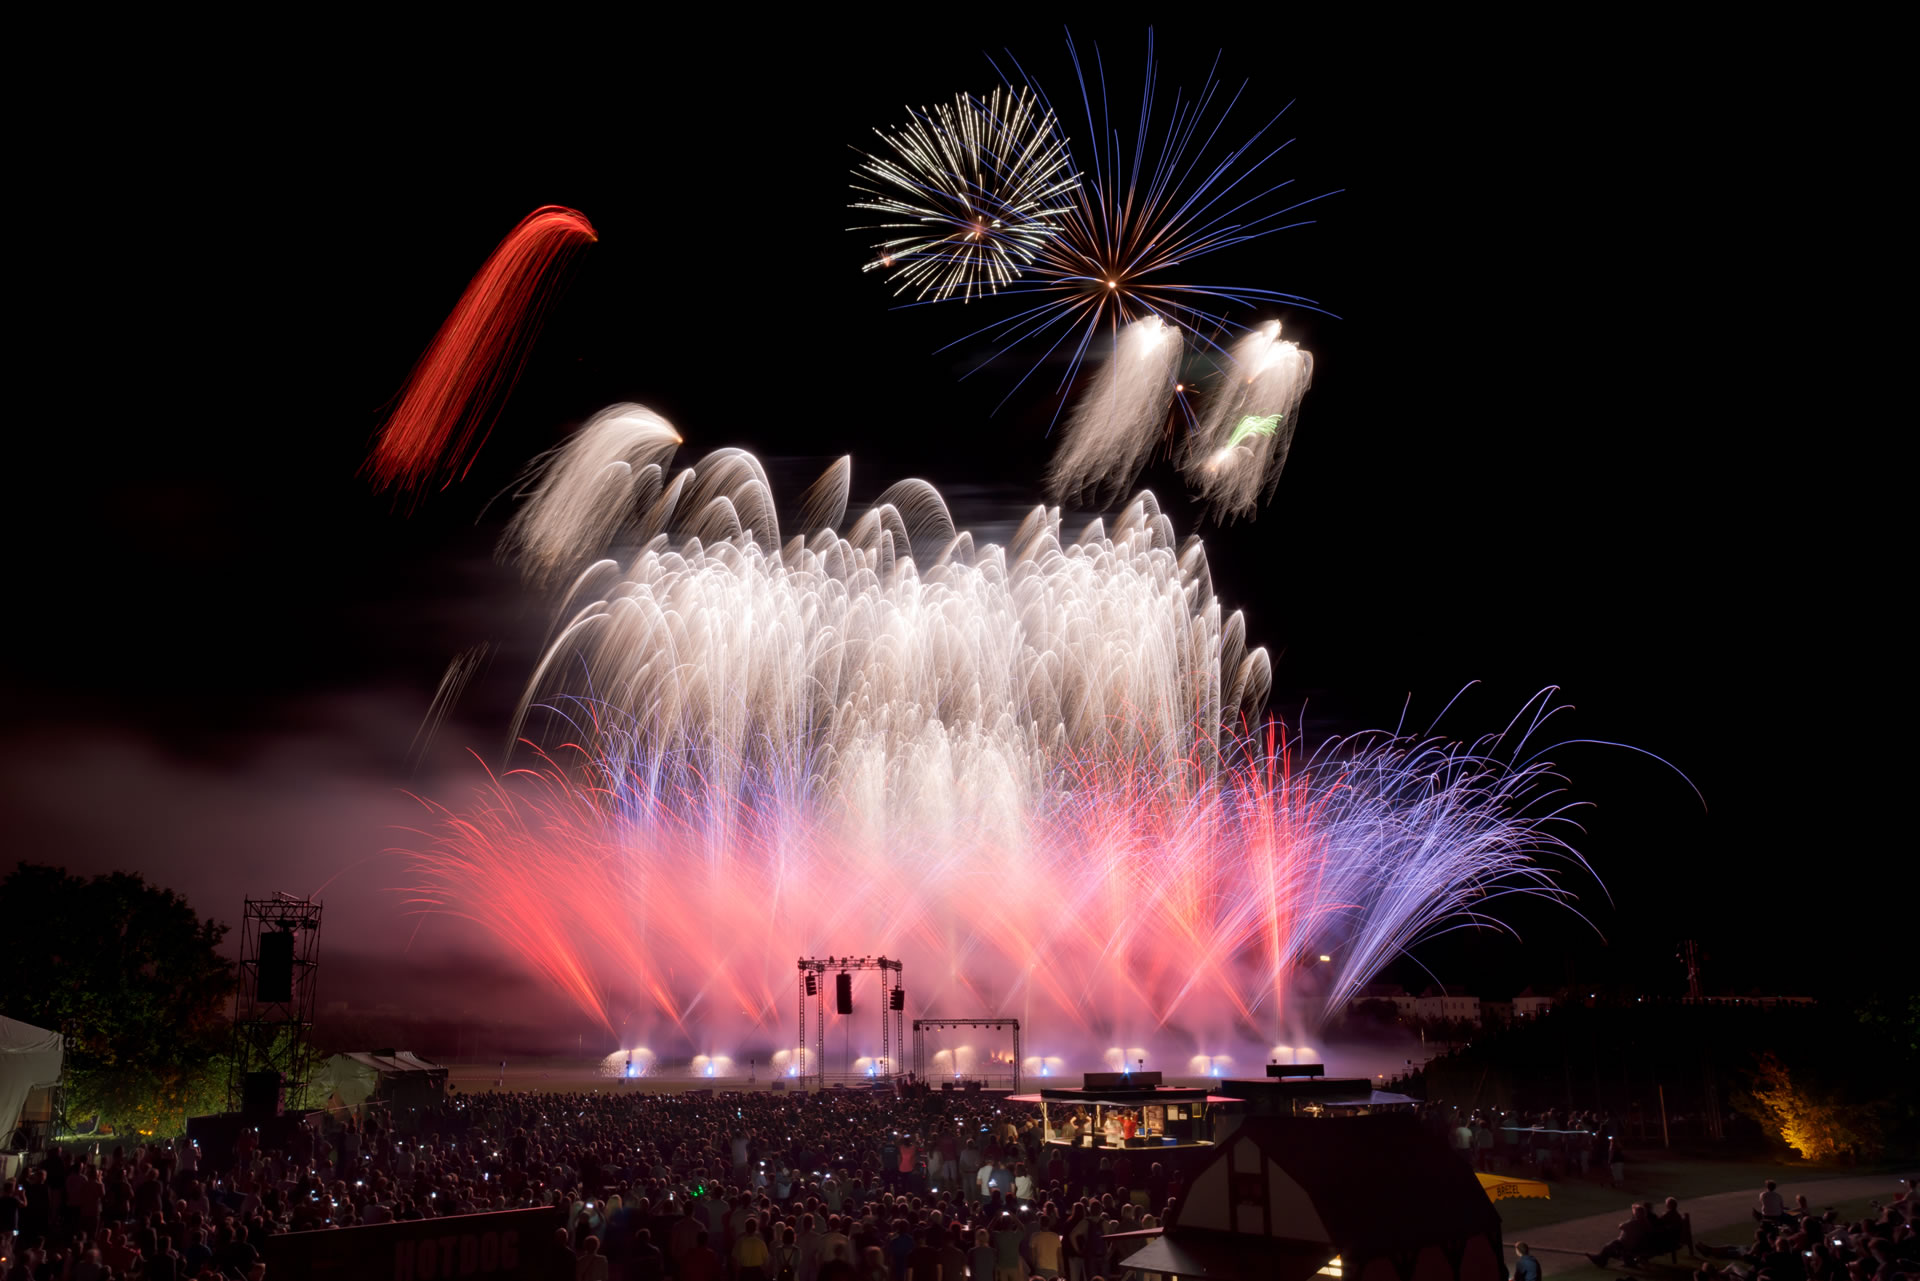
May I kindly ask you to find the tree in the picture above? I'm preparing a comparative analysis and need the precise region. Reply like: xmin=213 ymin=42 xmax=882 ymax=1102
xmin=1734 ymin=1051 xmax=1881 ymax=1161
xmin=0 ymin=863 xmax=234 ymax=1135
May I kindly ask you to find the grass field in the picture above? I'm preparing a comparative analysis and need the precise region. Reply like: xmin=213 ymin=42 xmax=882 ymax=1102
xmin=1494 ymin=1158 xmax=1904 ymax=1234
xmin=1506 ymin=1192 xmax=1892 ymax=1281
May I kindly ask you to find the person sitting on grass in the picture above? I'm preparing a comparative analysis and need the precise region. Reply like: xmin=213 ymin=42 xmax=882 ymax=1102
xmin=1649 ymin=1197 xmax=1691 ymax=1256
xmin=1513 ymin=1241 xmax=1541 ymax=1281
xmin=1588 ymin=1203 xmax=1655 ymax=1269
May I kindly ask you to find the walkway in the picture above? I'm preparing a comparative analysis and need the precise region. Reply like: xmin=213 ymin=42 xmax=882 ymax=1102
xmin=1522 ymin=1174 xmax=1907 ymax=1275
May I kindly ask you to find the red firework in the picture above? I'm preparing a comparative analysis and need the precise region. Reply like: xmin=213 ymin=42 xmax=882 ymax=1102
xmin=364 ymin=205 xmax=596 ymax=500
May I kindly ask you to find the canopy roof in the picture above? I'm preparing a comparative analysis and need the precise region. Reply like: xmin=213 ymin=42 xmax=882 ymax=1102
xmin=334 ymin=1051 xmax=446 ymax=1076
xmin=1009 ymin=1087 xmax=1239 ymax=1106
xmin=1143 ymin=1113 xmax=1501 ymax=1258
xmin=1109 ymin=1228 xmax=1333 ymax=1281
xmin=0 ymin=1015 xmax=63 ymax=1140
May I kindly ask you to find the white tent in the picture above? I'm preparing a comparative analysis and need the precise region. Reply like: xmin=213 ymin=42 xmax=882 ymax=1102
xmin=316 ymin=1051 xmax=447 ymax=1112
xmin=0 ymin=1015 xmax=63 ymax=1142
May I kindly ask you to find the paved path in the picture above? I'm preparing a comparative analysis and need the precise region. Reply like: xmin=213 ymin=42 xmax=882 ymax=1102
xmin=1520 ymin=1174 xmax=1909 ymax=1275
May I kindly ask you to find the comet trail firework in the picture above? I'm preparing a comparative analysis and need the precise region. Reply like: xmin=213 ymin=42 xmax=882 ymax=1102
xmin=1046 ymin=316 xmax=1183 ymax=508
xmin=364 ymin=205 xmax=596 ymax=502
xmin=1180 ymin=320 xmax=1314 ymax=520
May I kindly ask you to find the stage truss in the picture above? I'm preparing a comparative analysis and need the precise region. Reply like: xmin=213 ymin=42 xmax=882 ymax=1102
xmin=227 ymin=893 xmax=323 ymax=1113
xmin=913 ymin=1018 xmax=1021 ymax=1092
xmin=797 ymin=956 xmax=903 ymax=1085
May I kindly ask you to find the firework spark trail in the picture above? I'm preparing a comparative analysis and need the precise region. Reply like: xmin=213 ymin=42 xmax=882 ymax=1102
xmin=1047 ymin=316 xmax=1183 ymax=508
xmin=502 ymin=404 xmax=683 ymax=583
xmin=406 ymin=709 xmax=1587 ymax=1055
xmin=364 ymin=206 xmax=596 ymax=501
xmin=507 ymin=437 xmax=1270 ymax=807
xmin=852 ymin=87 xmax=1081 ymax=302
xmin=1180 ymin=320 xmax=1314 ymax=520
xmin=406 ymin=425 xmax=1590 ymax=1057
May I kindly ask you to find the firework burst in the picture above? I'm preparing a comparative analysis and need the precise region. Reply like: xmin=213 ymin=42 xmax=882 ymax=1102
xmin=852 ymin=86 xmax=1081 ymax=302
xmin=900 ymin=29 xmax=1341 ymax=423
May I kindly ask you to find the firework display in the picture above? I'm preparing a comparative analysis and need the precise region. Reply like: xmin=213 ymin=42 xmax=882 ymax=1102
xmin=1180 ymin=321 xmax=1314 ymax=520
xmin=405 ymin=412 xmax=1589 ymax=1061
xmin=364 ymin=205 xmax=596 ymax=501
xmin=852 ymin=86 xmax=1080 ymax=302
xmin=379 ymin=38 xmax=1609 ymax=1074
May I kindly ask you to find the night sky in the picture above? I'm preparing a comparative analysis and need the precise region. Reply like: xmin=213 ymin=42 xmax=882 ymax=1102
xmin=11 ymin=23 xmax=1872 ymax=1040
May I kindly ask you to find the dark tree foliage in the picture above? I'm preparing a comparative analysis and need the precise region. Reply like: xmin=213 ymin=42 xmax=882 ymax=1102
xmin=0 ymin=862 xmax=233 ymax=1133
xmin=1404 ymin=999 xmax=1918 ymax=1159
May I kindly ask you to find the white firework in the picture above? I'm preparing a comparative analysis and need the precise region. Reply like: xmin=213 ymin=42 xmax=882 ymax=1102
xmin=852 ymin=86 xmax=1080 ymax=302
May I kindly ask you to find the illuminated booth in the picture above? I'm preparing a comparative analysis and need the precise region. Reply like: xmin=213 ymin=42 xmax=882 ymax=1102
xmin=1112 ymin=1112 xmax=1504 ymax=1281
xmin=1008 ymin=1072 xmax=1241 ymax=1151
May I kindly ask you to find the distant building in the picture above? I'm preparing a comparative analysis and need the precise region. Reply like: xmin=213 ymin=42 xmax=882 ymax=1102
xmin=1348 ymin=984 xmax=1419 ymax=1020
xmin=1481 ymin=1000 xmax=1513 ymax=1025
xmin=1413 ymin=988 xmax=1481 ymax=1026
xmin=1681 ymin=994 xmax=1815 ymax=1009
xmin=1511 ymin=987 xmax=1557 ymax=1019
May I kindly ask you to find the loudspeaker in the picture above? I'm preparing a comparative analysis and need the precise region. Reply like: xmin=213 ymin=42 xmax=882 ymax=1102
xmin=889 ymin=988 xmax=905 ymax=1011
xmin=241 ymin=1070 xmax=283 ymax=1118
xmin=835 ymin=973 xmax=852 ymax=1014
xmin=257 ymin=930 xmax=295 ymax=1003
xmin=805 ymin=974 xmax=817 ymax=996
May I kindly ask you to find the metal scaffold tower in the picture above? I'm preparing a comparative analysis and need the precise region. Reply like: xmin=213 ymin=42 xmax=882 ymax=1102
xmin=797 ymin=956 xmax=904 ymax=1085
xmin=227 ymin=894 xmax=323 ymax=1114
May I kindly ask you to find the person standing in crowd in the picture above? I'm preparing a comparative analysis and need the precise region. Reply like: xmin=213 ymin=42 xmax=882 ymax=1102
xmin=735 ymin=1216 xmax=772 ymax=1281
xmin=967 ymin=1227 xmax=997 ymax=1281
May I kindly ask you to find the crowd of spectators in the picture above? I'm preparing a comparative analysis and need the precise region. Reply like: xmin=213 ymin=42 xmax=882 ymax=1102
xmin=1420 ymin=1105 xmax=1630 ymax=1184
xmin=0 ymin=1083 xmax=1188 ymax=1281
xmin=1686 ymin=1180 xmax=1919 ymax=1281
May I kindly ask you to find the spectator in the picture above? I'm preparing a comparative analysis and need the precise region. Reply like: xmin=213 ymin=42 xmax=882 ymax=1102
xmin=905 ymin=1226 xmax=943 ymax=1281
xmin=633 ymin=1226 xmax=666 ymax=1281
xmin=772 ymin=1225 xmax=802 ymax=1281
xmin=577 ymin=1233 xmax=610 ymax=1281
xmin=683 ymin=1230 xmax=723 ymax=1281
xmin=992 ymin=1214 xmax=1024 ymax=1281
xmin=736 ymin=1216 xmax=772 ymax=1281
xmin=1588 ymin=1203 xmax=1654 ymax=1268
xmin=1513 ymin=1241 xmax=1541 ymax=1281
xmin=1029 ymin=1214 xmax=1064 ymax=1280
xmin=967 ymin=1228 xmax=997 ymax=1281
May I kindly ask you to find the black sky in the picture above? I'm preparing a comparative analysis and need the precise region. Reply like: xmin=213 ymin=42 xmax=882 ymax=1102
xmin=10 ymin=20 xmax=1883 ymax=1025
